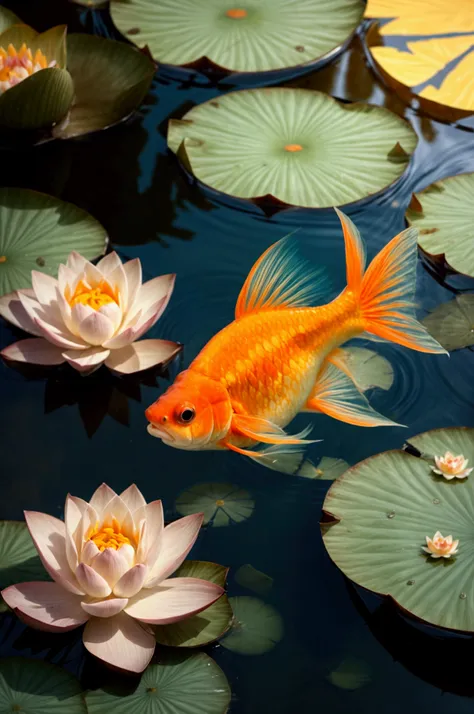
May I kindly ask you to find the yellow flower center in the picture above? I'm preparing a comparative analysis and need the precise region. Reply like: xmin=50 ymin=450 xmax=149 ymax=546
xmin=285 ymin=144 xmax=303 ymax=152
xmin=0 ymin=256 xmax=6 ymax=263
xmin=68 ymin=279 xmax=118 ymax=311
xmin=215 ymin=499 xmax=225 ymax=507
xmin=226 ymin=8 xmax=247 ymax=18
xmin=0 ymin=43 xmax=50 ymax=86
xmin=88 ymin=520 xmax=133 ymax=552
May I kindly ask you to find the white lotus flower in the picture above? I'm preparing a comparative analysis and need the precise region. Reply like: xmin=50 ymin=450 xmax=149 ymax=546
xmin=2 ymin=484 xmax=223 ymax=673
xmin=432 ymin=451 xmax=473 ymax=480
xmin=0 ymin=252 xmax=179 ymax=374
xmin=422 ymin=531 xmax=459 ymax=559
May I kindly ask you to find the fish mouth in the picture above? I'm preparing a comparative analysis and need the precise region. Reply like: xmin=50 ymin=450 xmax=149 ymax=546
xmin=147 ymin=423 xmax=175 ymax=443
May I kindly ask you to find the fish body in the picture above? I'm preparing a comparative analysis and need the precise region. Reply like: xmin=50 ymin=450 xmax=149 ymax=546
xmin=146 ymin=209 xmax=446 ymax=474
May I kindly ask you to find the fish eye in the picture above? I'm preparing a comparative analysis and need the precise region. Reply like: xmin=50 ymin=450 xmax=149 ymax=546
xmin=177 ymin=405 xmax=196 ymax=424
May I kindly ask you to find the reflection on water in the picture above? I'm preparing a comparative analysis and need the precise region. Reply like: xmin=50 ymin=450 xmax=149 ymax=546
xmin=1 ymin=1 xmax=474 ymax=711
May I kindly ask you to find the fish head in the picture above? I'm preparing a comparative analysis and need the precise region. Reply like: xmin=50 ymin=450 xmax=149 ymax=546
xmin=145 ymin=369 xmax=232 ymax=450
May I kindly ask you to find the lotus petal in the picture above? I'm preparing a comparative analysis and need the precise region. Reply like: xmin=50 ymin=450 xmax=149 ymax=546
xmin=123 ymin=259 xmax=142 ymax=313
xmin=114 ymin=564 xmax=148 ymax=598
xmin=89 ymin=483 xmax=117 ymax=515
xmin=76 ymin=311 xmax=116 ymax=346
xmin=1 ymin=338 xmax=65 ymax=365
xmin=120 ymin=484 xmax=147 ymax=513
xmin=83 ymin=611 xmax=155 ymax=672
xmin=62 ymin=347 xmax=110 ymax=373
xmin=145 ymin=513 xmax=203 ymax=587
xmin=0 ymin=291 xmax=42 ymax=335
xmin=127 ymin=274 xmax=175 ymax=323
xmin=105 ymin=339 xmax=181 ymax=375
xmin=2 ymin=581 xmax=88 ymax=632
xmin=81 ymin=597 xmax=128 ymax=618
xmin=76 ymin=563 xmax=111 ymax=598
xmin=31 ymin=271 xmax=59 ymax=306
xmin=96 ymin=252 xmax=122 ymax=276
xmin=90 ymin=548 xmax=130 ymax=588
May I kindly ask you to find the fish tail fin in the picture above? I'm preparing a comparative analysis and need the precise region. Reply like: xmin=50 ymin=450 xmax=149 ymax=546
xmin=335 ymin=208 xmax=447 ymax=355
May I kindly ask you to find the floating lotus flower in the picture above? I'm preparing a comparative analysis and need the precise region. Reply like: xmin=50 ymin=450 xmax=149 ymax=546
xmin=423 ymin=531 xmax=459 ymax=559
xmin=0 ymin=251 xmax=180 ymax=374
xmin=0 ymin=12 xmax=155 ymax=139
xmin=432 ymin=452 xmax=473 ymax=480
xmin=168 ymin=88 xmax=417 ymax=210
xmin=1 ymin=484 xmax=224 ymax=672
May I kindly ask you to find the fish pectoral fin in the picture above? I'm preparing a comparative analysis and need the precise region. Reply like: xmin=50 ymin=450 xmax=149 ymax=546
xmin=231 ymin=413 xmax=315 ymax=445
xmin=304 ymin=361 xmax=403 ymax=428
xmin=223 ymin=440 xmax=316 ymax=476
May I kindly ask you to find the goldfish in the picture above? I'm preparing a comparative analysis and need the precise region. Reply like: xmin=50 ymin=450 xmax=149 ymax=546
xmin=145 ymin=209 xmax=446 ymax=475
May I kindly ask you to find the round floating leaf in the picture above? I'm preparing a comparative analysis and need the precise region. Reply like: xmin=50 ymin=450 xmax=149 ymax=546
xmin=0 ymin=658 xmax=86 ymax=713
xmin=168 ymin=89 xmax=417 ymax=209
xmin=299 ymin=456 xmax=350 ymax=481
xmin=221 ymin=596 xmax=284 ymax=655
xmin=175 ymin=483 xmax=255 ymax=527
xmin=322 ymin=427 xmax=474 ymax=632
xmin=0 ymin=6 xmax=21 ymax=33
xmin=0 ymin=521 xmax=48 ymax=588
xmin=422 ymin=295 xmax=474 ymax=351
xmin=110 ymin=0 xmax=364 ymax=74
xmin=0 ymin=188 xmax=107 ymax=296
xmin=406 ymin=173 xmax=474 ymax=278
xmin=85 ymin=651 xmax=231 ymax=714
xmin=155 ymin=561 xmax=232 ymax=647
xmin=53 ymin=34 xmax=155 ymax=140
xmin=365 ymin=1 xmax=474 ymax=118
xmin=343 ymin=347 xmax=394 ymax=392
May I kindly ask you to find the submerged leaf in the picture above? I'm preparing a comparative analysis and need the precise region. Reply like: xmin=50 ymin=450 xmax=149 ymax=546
xmin=221 ymin=596 xmax=284 ymax=655
xmin=343 ymin=347 xmax=394 ymax=392
xmin=175 ymin=483 xmax=255 ymax=527
xmin=422 ymin=295 xmax=474 ymax=351
xmin=327 ymin=657 xmax=372 ymax=690
xmin=299 ymin=456 xmax=350 ymax=481
xmin=110 ymin=0 xmax=364 ymax=74
xmin=234 ymin=564 xmax=273 ymax=596
xmin=168 ymin=89 xmax=417 ymax=209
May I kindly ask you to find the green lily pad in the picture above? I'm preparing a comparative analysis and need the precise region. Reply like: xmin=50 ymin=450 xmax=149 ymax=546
xmin=155 ymin=561 xmax=232 ymax=647
xmin=85 ymin=651 xmax=231 ymax=714
xmin=0 ymin=658 xmax=86 ymax=713
xmin=221 ymin=596 xmax=284 ymax=655
xmin=407 ymin=173 xmax=474 ymax=278
xmin=0 ymin=188 xmax=107 ymax=296
xmin=0 ymin=521 xmax=49 ymax=605
xmin=110 ymin=0 xmax=364 ymax=74
xmin=234 ymin=564 xmax=273 ymax=596
xmin=422 ymin=295 xmax=474 ymax=351
xmin=322 ymin=427 xmax=474 ymax=632
xmin=168 ymin=89 xmax=417 ymax=209
xmin=175 ymin=483 xmax=255 ymax=527
xmin=327 ymin=657 xmax=371 ymax=691
xmin=52 ymin=34 xmax=155 ymax=140
xmin=299 ymin=456 xmax=350 ymax=481
xmin=343 ymin=347 xmax=394 ymax=392
xmin=0 ymin=7 xmax=22 ymax=33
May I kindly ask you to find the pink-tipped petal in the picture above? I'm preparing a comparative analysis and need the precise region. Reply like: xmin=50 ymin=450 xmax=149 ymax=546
xmin=123 ymin=259 xmax=142 ymax=313
xmin=90 ymin=548 xmax=130 ymax=588
xmin=128 ymin=300 xmax=168 ymax=342
xmin=62 ymin=347 xmax=110 ymax=374
xmin=114 ymin=564 xmax=147 ymax=598
xmin=18 ymin=292 xmax=87 ymax=349
xmin=105 ymin=340 xmax=181 ymax=375
xmin=101 ymin=494 xmax=133 ymax=529
xmin=31 ymin=271 xmax=59 ymax=306
xmin=67 ymin=252 xmax=88 ymax=274
xmin=83 ymin=611 xmax=155 ymax=673
xmin=89 ymin=483 xmax=117 ymax=515
xmin=76 ymin=312 xmax=116 ymax=346
xmin=1 ymin=338 xmax=65 ymax=365
xmin=24 ymin=511 xmax=84 ymax=595
xmin=2 ymin=581 xmax=88 ymax=632
xmin=81 ymin=597 xmax=128 ymax=618
xmin=84 ymin=261 xmax=105 ymax=286
xmin=0 ymin=292 xmax=42 ymax=335
xmin=96 ymin=252 xmax=122 ymax=276
xmin=141 ymin=501 xmax=164 ymax=570
xmin=108 ymin=263 xmax=128 ymax=311
xmin=135 ymin=274 xmax=175 ymax=319
xmin=125 ymin=577 xmax=223 ymax=624
xmin=76 ymin=563 xmax=111 ymax=598
xmin=98 ymin=302 xmax=122 ymax=333
xmin=145 ymin=513 xmax=203 ymax=588
xmin=119 ymin=484 xmax=147 ymax=513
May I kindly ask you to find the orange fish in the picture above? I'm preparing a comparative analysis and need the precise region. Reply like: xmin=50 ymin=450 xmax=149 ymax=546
xmin=145 ymin=209 xmax=446 ymax=474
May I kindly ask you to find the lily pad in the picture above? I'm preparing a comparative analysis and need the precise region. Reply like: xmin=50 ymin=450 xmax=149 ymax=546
xmin=0 ymin=188 xmax=107 ymax=297
xmin=406 ymin=173 xmax=474 ymax=278
xmin=175 ymin=483 xmax=255 ymax=527
xmin=85 ymin=651 xmax=231 ymax=714
xmin=0 ymin=521 xmax=49 ymax=596
xmin=155 ymin=561 xmax=232 ymax=647
xmin=168 ymin=89 xmax=417 ymax=209
xmin=53 ymin=34 xmax=155 ymax=140
xmin=0 ymin=658 xmax=86 ymax=713
xmin=365 ymin=1 xmax=474 ymax=120
xmin=299 ymin=456 xmax=350 ymax=481
xmin=343 ymin=347 xmax=394 ymax=392
xmin=110 ymin=0 xmax=364 ymax=74
xmin=322 ymin=427 xmax=474 ymax=632
xmin=234 ymin=564 xmax=273 ymax=596
xmin=0 ymin=7 xmax=22 ymax=33
xmin=327 ymin=657 xmax=372 ymax=690
xmin=221 ymin=596 xmax=284 ymax=655
xmin=422 ymin=295 xmax=474 ymax=351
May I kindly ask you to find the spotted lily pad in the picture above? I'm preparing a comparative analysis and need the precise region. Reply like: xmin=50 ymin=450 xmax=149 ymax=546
xmin=322 ymin=427 xmax=474 ymax=632
xmin=110 ymin=0 xmax=364 ymax=75
xmin=0 ymin=658 xmax=86 ymax=713
xmin=221 ymin=596 xmax=284 ymax=655
xmin=168 ymin=89 xmax=417 ymax=209
xmin=155 ymin=561 xmax=232 ymax=647
xmin=365 ymin=0 xmax=474 ymax=120
xmin=406 ymin=173 xmax=474 ymax=278
xmin=175 ymin=483 xmax=255 ymax=527
xmin=0 ymin=188 xmax=107 ymax=297
xmin=422 ymin=295 xmax=474 ymax=351
xmin=85 ymin=651 xmax=231 ymax=714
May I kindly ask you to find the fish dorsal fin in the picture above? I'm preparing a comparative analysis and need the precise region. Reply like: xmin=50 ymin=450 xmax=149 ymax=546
xmin=235 ymin=235 xmax=331 ymax=319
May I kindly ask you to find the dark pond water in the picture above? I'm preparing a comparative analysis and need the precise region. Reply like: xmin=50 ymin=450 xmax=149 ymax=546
xmin=1 ymin=1 xmax=474 ymax=712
